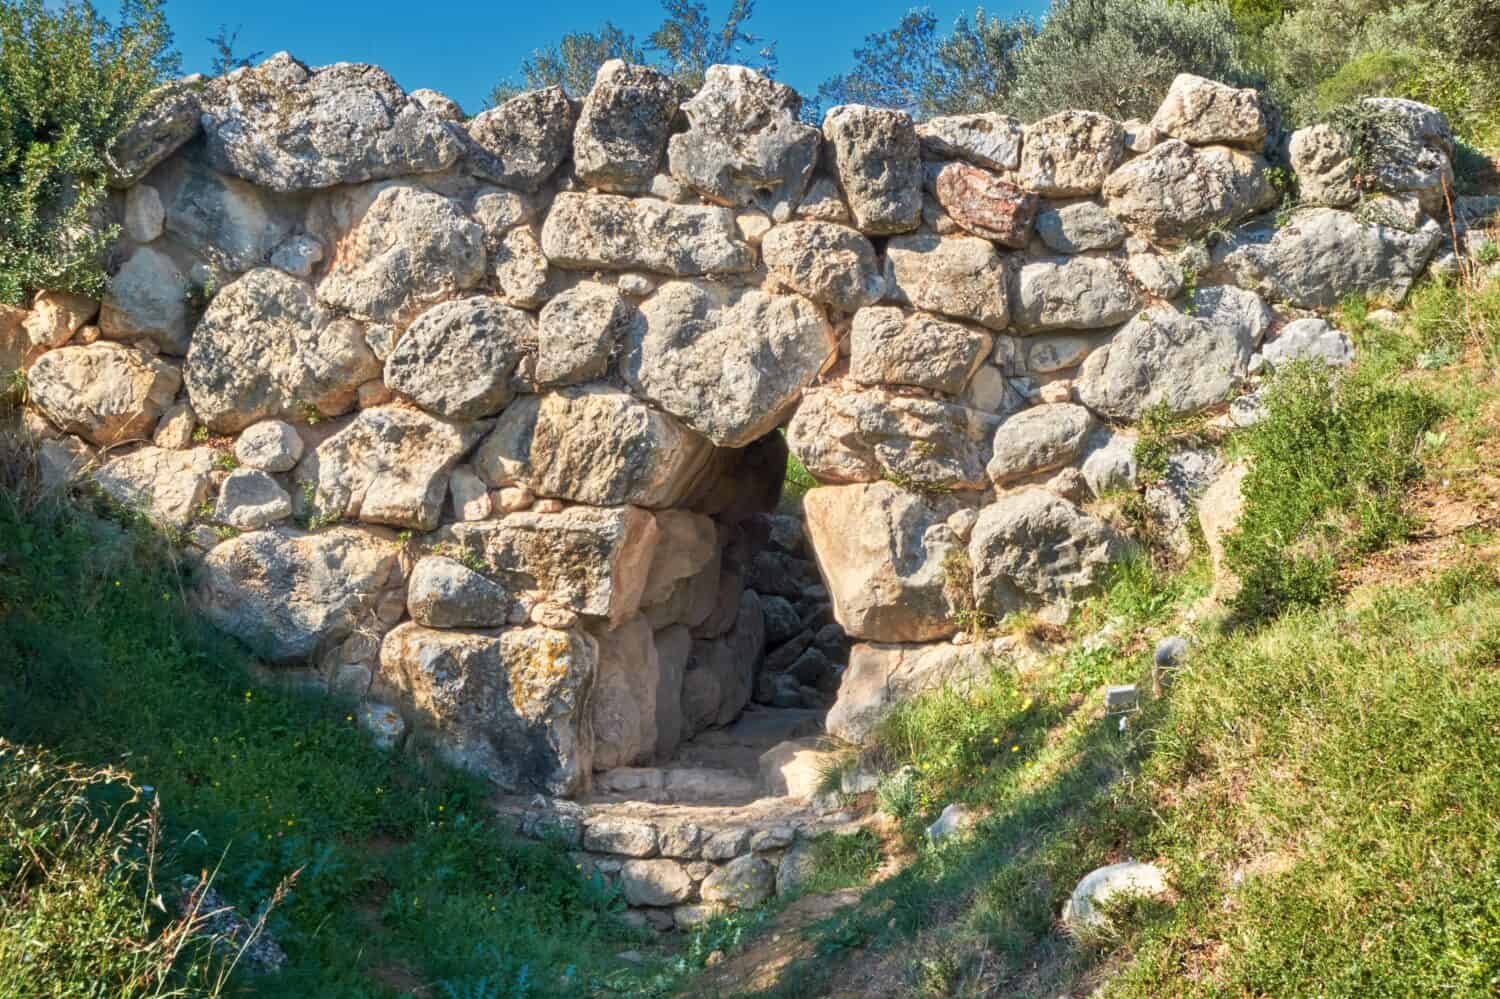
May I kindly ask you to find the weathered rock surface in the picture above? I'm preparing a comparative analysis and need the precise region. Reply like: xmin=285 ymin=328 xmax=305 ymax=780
xmin=99 ymin=247 xmax=192 ymax=353
xmin=701 ymin=854 xmax=775 ymax=909
xmin=624 ymin=282 xmax=833 ymax=447
xmin=987 ymin=403 xmax=1096 ymax=484
xmin=384 ymin=297 xmax=534 ymax=419
xmin=761 ymin=222 xmax=883 ymax=311
xmin=1262 ymin=317 xmax=1354 ymax=370
xmin=574 ymin=61 xmax=681 ymax=194
xmin=28 ymin=343 xmax=180 ymax=446
xmin=234 ymin=419 xmax=303 ymax=472
xmin=1010 ymin=255 xmax=1138 ymax=332
xmin=883 ymin=234 xmax=1010 ymax=330
xmin=536 ymin=283 xmax=627 ymax=387
xmin=24 ymin=291 xmax=98 ymax=349
xmin=540 ymin=193 xmax=755 ymax=277
xmin=214 ymin=468 xmax=293 ymax=529
xmin=1018 ymin=111 xmax=1125 ymax=197
xmin=463 ymin=87 xmax=575 ymax=191
xmin=1062 ymin=862 xmax=1169 ymax=930
xmin=1150 ymin=74 xmax=1267 ymax=148
xmin=590 ymin=615 xmax=662 ymax=770
xmin=1287 ymin=124 xmax=1357 ymax=207
xmin=933 ymin=162 xmax=1038 ymax=246
xmin=1075 ymin=285 xmax=1270 ymax=420
xmin=621 ymin=859 xmax=694 ymax=907
xmin=827 ymin=640 xmax=997 ymax=744
xmin=969 ymin=489 xmax=1126 ymax=618
xmin=803 ymin=482 xmax=963 ymax=643
xmin=1103 ymin=140 xmax=1273 ymax=242
xmin=196 ymin=525 xmax=397 ymax=663
xmin=1212 ymin=208 xmax=1442 ymax=308
xmin=668 ymin=65 xmax=820 ymax=220
xmin=1035 ymin=202 xmax=1125 ymax=254
xmin=379 ymin=622 xmax=596 ymax=795
xmin=200 ymin=53 xmax=462 ymax=192
xmin=300 ymin=406 xmax=486 ymax=531
xmin=407 ymin=555 xmax=511 ymax=628
xmin=106 ymin=81 xmax=201 ymax=186
xmin=94 ymin=445 xmax=214 ymax=527
xmin=822 ymin=104 xmax=922 ymax=234
xmin=155 ymin=158 xmax=293 ymax=273
xmin=447 ymin=507 xmax=659 ymax=625
xmin=186 ymin=268 xmax=382 ymax=432
xmin=917 ymin=113 xmax=1023 ymax=171
xmin=849 ymin=307 xmax=990 ymax=394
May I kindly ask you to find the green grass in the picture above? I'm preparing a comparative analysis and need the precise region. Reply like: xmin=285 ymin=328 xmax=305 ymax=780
xmin=0 ymin=438 xmax=659 ymax=997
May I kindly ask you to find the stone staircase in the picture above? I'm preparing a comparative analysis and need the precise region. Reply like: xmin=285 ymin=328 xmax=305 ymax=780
xmin=496 ymin=706 xmax=866 ymax=931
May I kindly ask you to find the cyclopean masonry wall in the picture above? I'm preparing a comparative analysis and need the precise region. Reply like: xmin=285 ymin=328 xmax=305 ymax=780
xmin=8 ymin=54 xmax=1498 ymax=922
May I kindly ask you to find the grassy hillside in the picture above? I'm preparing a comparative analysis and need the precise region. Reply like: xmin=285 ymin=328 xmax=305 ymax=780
xmin=702 ymin=262 xmax=1500 ymax=998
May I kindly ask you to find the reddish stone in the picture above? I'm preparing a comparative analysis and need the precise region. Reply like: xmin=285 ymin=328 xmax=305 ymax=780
xmin=934 ymin=161 xmax=1038 ymax=247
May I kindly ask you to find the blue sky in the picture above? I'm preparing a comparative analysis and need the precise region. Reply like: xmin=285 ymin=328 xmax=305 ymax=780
xmin=113 ymin=1 xmax=1041 ymax=113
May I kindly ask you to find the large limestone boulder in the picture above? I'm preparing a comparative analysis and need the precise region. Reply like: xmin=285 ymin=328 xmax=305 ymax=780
xmin=641 ymin=510 xmax=719 ymax=608
xmin=463 ymin=87 xmax=575 ymax=192
xmin=1018 ymin=111 xmax=1125 ymax=197
xmin=1358 ymin=97 xmax=1454 ymax=210
xmin=379 ymin=622 xmax=596 ymax=795
xmin=105 ymin=81 xmax=201 ymax=186
xmin=621 ymin=860 xmax=694 ymax=907
xmin=933 ymin=162 xmax=1038 ymax=247
xmin=195 ymin=525 xmax=398 ymax=663
xmin=822 ymin=104 xmax=922 ymax=234
xmin=917 ymin=113 xmax=1023 ymax=171
xmin=407 ymin=555 xmax=512 ymax=628
xmin=446 ymin=506 xmax=659 ymax=625
xmin=589 ymin=614 xmax=661 ymax=770
xmin=98 ymin=247 xmax=192 ymax=353
xmin=1010 ymin=255 xmax=1139 ymax=332
xmin=761 ymin=222 xmax=883 ymax=312
xmin=315 ymin=182 xmax=486 ymax=329
xmin=573 ymin=60 xmax=681 ymax=194
xmin=94 ymin=446 xmax=214 ymax=527
xmin=185 ymin=268 xmax=381 ymax=432
xmin=300 ymin=406 xmax=486 ymax=531
xmin=489 ymin=226 xmax=549 ymax=308
xmin=787 ymin=385 xmax=1000 ymax=490
xmin=968 ymin=489 xmax=1126 ymax=618
xmin=1211 ymin=208 xmax=1442 ymax=308
xmin=623 ymin=281 xmax=834 ymax=447
xmin=1262 ymin=317 xmax=1354 ymax=370
xmin=1287 ymin=124 xmax=1358 ymax=207
xmin=27 ymin=343 xmax=180 ymax=446
xmin=199 ymin=52 xmax=462 ymax=192
xmin=154 ymin=158 xmax=293 ymax=273
xmin=850 ymin=307 xmax=990 ymax=395
xmin=803 ymin=481 xmax=965 ymax=643
xmin=1150 ymin=74 xmax=1267 ymax=149
xmin=474 ymin=384 xmax=721 ymax=508
xmin=827 ymin=640 xmax=997 ymax=745
xmin=540 ymin=192 xmax=755 ymax=277
xmin=1035 ymin=202 xmax=1125 ymax=254
xmin=384 ymin=297 xmax=534 ymax=420
xmin=1076 ymin=285 xmax=1270 ymax=421
xmin=883 ymin=234 xmax=1010 ymax=331
xmin=535 ymin=283 xmax=627 ymax=387
xmin=987 ymin=403 xmax=1096 ymax=485
xmin=668 ymin=64 xmax=820 ymax=220
xmin=1102 ymin=140 xmax=1273 ymax=243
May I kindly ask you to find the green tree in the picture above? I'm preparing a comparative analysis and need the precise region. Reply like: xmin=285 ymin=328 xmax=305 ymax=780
xmin=488 ymin=21 xmax=645 ymax=104
xmin=0 ymin=0 xmax=179 ymax=305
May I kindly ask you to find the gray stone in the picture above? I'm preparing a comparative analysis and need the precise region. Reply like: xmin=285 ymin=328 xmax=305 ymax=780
xmin=1288 ymin=124 xmax=1358 ymax=207
xmin=1075 ymin=285 xmax=1270 ymax=420
xmin=1080 ymin=429 xmax=1138 ymax=497
xmin=917 ymin=112 xmax=1023 ymax=171
xmin=409 ymin=89 xmax=463 ymax=121
xmin=106 ymin=81 xmax=201 ymax=186
xmin=668 ymin=64 xmax=820 ymax=220
xmin=200 ymin=53 xmax=462 ymax=192
xmin=94 ymin=445 xmax=214 ymax=527
xmin=1212 ymin=208 xmax=1442 ymax=309
xmin=1010 ymin=255 xmax=1139 ymax=332
xmin=270 ymin=234 xmax=325 ymax=278
xmin=1035 ymin=202 xmax=1126 ymax=254
xmin=536 ymin=283 xmax=626 ymax=387
xmin=969 ymin=489 xmax=1126 ymax=617
xmin=1150 ymin=74 xmax=1267 ymax=148
xmin=986 ymin=403 xmax=1096 ymax=484
xmin=124 ymin=185 xmax=165 ymax=243
xmin=701 ymin=855 xmax=775 ymax=909
xmin=540 ymin=192 xmax=755 ymax=277
xmin=822 ymin=104 xmax=922 ymax=235
xmin=624 ymin=281 xmax=833 ymax=448
xmin=1262 ymin=317 xmax=1354 ymax=370
xmin=300 ymin=406 xmax=486 ymax=531
xmin=156 ymin=158 xmax=293 ymax=273
xmin=1358 ymin=97 xmax=1454 ymax=210
xmin=1061 ymin=862 xmax=1169 ymax=930
xmin=827 ymin=640 xmax=997 ymax=744
xmin=883 ymin=234 xmax=1010 ymax=331
xmin=849 ymin=307 xmax=990 ymax=394
xmin=621 ymin=859 xmax=694 ymax=906
xmin=926 ymin=803 xmax=977 ymax=844
xmin=384 ymin=297 xmax=534 ymax=419
xmin=464 ymin=87 xmax=575 ymax=192
xmin=1018 ymin=111 xmax=1125 ymax=197
xmin=1026 ymin=334 xmax=1099 ymax=374
xmin=761 ymin=596 xmax=802 ymax=646
xmin=186 ymin=268 xmax=381 ymax=432
xmin=379 ymin=622 xmax=596 ymax=795
xmin=196 ymin=525 xmax=397 ymax=663
xmin=574 ymin=61 xmax=680 ymax=194
xmin=98 ymin=247 xmax=192 ymax=354
xmin=234 ymin=419 xmax=303 ymax=472
xmin=795 ymin=175 xmax=851 ymax=224
xmin=761 ymin=222 xmax=883 ymax=311
xmin=27 ymin=342 xmax=180 ymax=447
xmin=490 ymin=226 xmax=550 ymax=308
xmin=1106 ymin=140 xmax=1273 ymax=244
xmin=407 ymin=555 xmax=511 ymax=628
xmin=214 ymin=468 xmax=292 ymax=529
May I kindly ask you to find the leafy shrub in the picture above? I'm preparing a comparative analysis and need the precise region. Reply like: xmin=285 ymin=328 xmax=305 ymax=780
xmin=0 ymin=0 xmax=177 ymax=305
xmin=1226 ymin=359 xmax=1441 ymax=619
